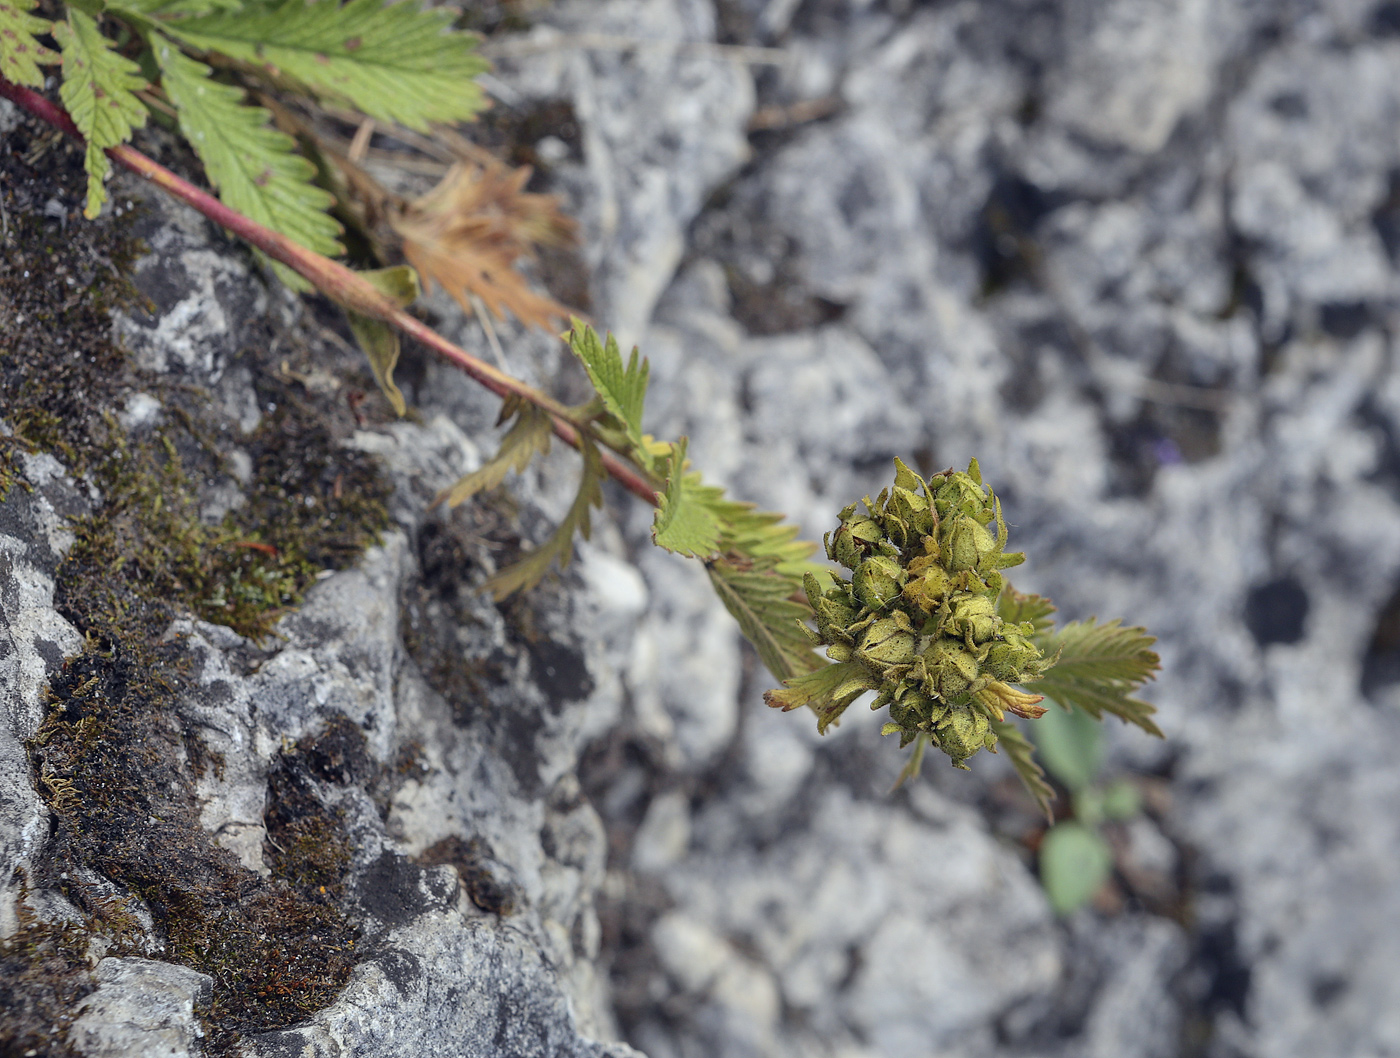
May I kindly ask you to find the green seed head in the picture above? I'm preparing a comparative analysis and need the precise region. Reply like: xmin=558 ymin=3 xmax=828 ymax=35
xmin=793 ymin=459 xmax=1052 ymax=769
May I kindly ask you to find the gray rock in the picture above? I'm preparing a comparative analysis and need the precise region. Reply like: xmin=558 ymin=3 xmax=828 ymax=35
xmin=0 ymin=457 xmax=85 ymax=940
xmin=558 ymin=2 xmax=1400 ymax=1058
xmin=69 ymin=959 xmax=213 ymax=1058
xmin=255 ymin=899 xmax=642 ymax=1058
xmin=1045 ymin=0 xmax=1218 ymax=155
xmin=499 ymin=0 xmax=755 ymax=344
xmin=0 ymin=104 xmax=649 ymax=1058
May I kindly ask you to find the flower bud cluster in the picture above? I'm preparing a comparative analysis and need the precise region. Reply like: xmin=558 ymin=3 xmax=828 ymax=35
xmin=804 ymin=459 xmax=1051 ymax=767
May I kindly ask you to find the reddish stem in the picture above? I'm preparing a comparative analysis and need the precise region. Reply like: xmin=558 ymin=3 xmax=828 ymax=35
xmin=229 ymin=541 xmax=279 ymax=556
xmin=0 ymin=76 xmax=661 ymax=507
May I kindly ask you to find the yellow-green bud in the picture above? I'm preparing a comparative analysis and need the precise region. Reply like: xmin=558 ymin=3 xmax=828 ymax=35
xmin=826 ymin=642 xmax=855 ymax=663
xmin=885 ymin=486 xmax=934 ymax=548
xmin=982 ymin=635 xmax=1042 ymax=682
xmin=828 ymin=526 xmax=862 ymax=569
xmin=853 ymin=556 xmax=905 ymax=610
xmin=859 ymin=617 xmax=916 ymax=668
xmin=942 ymin=515 xmax=995 ymax=572
xmin=815 ymin=594 xmax=859 ymax=641
xmin=949 ymin=593 xmax=999 ymax=644
xmin=902 ymin=565 xmax=950 ymax=614
xmin=937 ymin=706 xmax=994 ymax=768
xmin=827 ymin=509 xmax=885 ymax=569
xmin=923 ymin=638 xmax=980 ymax=699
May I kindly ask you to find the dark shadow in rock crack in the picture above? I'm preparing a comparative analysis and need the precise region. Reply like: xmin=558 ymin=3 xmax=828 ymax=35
xmin=1361 ymin=580 xmax=1400 ymax=702
xmin=1371 ymin=169 xmax=1400 ymax=264
xmin=1242 ymin=576 xmax=1309 ymax=647
xmin=524 ymin=637 xmax=592 ymax=705
xmin=972 ymin=171 xmax=1069 ymax=300
xmin=1195 ymin=917 xmax=1253 ymax=1024
xmin=1370 ymin=0 xmax=1400 ymax=36
xmin=1317 ymin=301 xmax=1372 ymax=340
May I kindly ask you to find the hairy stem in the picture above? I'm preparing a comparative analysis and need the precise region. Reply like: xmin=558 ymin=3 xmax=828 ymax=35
xmin=0 ymin=76 xmax=661 ymax=506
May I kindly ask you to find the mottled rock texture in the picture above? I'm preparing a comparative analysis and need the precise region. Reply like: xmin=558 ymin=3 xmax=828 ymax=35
xmin=6 ymin=0 xmax=1400 ymax=1056
xmin=0 ymin=97 xmax=641 ymax=1057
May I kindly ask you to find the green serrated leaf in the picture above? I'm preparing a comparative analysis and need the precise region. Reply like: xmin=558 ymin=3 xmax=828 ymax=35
xmin=648 ymin=441 xmax=825 ymax=684
xmin=436 ymin=402 xmax=553 ymax=509
xmin=155 ymin=39 xmax=342 ymax=287
xmin=652 ymin=439 xmax=723 ymax=558
xmin=713 ymin=560 xmax=822 ymax=685
xmin=1040 ymin=821 xmax=1113 ymax=916
xmin=159 ymin=0 xmax=488 ymax=131
xmin=716 ymin=500 xmax=823 ymax=578
xmin=763 ymin=658 xmax=873 ymax=718
xmin=1030 ymin=700 xmax=1103 ymax=792
xmin=343 ymin=265 xmax=418 ymax=417
xmin=654 ymin=463 xmax=822 ymax=576
xmin=998 ymin=585 xmax=1057 ymax=637
xmin=53 ymin=10 xmax=148 ymax=218
xmin=569 ymin=322 xmax=649 ymax=457
xmin=109 ymin=0 xmax=243 ymax=16
xmin=0 ymin=0 xmax=58 ymax=88
xmin=991 ymin=719 xmax=1056 ymax=818
xmin=1036 ymin=617 xmax=1160 ymax=683
xmin=1025 ymin=618 xmax=1162 ymax=736
xmin=484 ymin=434 xmax=604 ymax=600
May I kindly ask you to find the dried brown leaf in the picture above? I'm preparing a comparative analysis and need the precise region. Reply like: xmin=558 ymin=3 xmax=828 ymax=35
xmin=392 ymin=161 xmax=577 ymax=331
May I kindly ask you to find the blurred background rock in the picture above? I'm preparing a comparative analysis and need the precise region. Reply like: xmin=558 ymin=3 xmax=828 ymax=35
xmin=503 ymin=1 xmax=1400 ymax=1056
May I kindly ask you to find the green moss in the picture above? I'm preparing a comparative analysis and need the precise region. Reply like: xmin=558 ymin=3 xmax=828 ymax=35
xmin=0 ymin=435 xmax=36 ymax=505
xmin=30 ymin=646 xmax=362 ymax=1053
xmin=60 ymin=395 xmax=390 ymax=644
xmin=2 ymin=128 xmax=390 ymax=650
xmin=3 ymin=111 xmax=386 ymax=1054
xmin=0 ymin=903 xmax=97 ymax=1058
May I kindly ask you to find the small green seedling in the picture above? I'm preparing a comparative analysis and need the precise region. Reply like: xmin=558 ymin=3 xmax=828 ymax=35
xmin=1033 ymin=702 xmax=1143 ymax=915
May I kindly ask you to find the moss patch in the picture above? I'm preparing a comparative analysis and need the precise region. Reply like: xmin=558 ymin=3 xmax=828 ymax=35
xmin=2 ymin=110 xmax=388 ymax=1053
xmin=29 ymin=650 xmax=361 ymax=1053
xmin=0 ymin=909 xmax=97 ymax=1058
xmin=3 ymin=127 xmax=389 ymax=645
xmin=52 ymin=387 xmax=391 ymax=645
xmin=415 ymin=835 xmax=517 ymax=916
xmin=263 ymin=718 xmax=366 ymax=898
